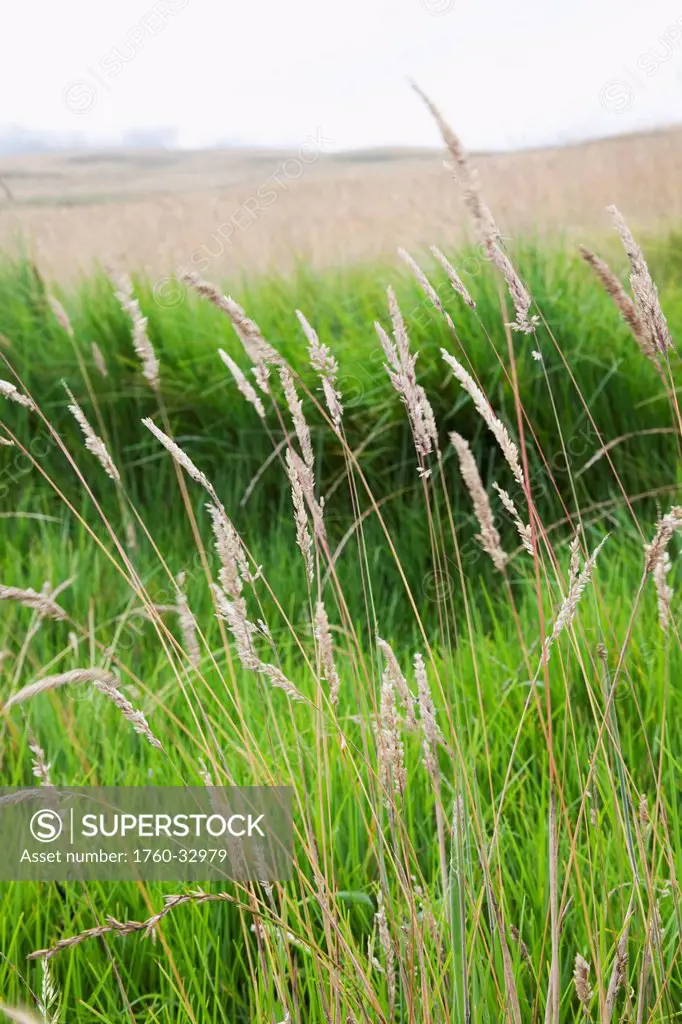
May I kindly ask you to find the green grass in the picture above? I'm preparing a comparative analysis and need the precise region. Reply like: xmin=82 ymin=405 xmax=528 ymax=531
xmin=0 ymin=235 xmax=681 ymax=1021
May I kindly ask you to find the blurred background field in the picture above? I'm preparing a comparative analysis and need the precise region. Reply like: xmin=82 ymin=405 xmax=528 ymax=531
xmin=2 ymin=126 xmax=682 ymax=282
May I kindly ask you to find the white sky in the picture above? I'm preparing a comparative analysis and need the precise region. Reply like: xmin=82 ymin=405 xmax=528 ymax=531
xmin=2 ymin=0 xmax=682 ymax=151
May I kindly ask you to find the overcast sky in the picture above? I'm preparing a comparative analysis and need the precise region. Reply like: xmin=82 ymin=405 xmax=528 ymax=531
xmin=3 ymin=0 xmax=682 ymax=152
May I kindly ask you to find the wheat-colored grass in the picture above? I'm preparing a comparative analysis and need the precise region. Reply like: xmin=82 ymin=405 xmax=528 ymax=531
xmin=2 ymin=128 xmax=682 ymax=282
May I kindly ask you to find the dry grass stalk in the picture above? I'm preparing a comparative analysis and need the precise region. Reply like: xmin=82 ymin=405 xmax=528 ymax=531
xmin=93 ymin=678 xmax=162 ymax=749
xmin=211 ymin=583 xmax=257 ymax=669
xmin=375 ymin=890 xmax=396 ymax=1017
xmin=412 ymin=83 xmax=499 ymax=246
xmin=569 ymin=534 xmax=581 ymax=583
xmin=493 ymin=483 xmax=533 ymax=554
xmin=212 ymin=583 xmax=305 ymax=702
xmin=181 ymin=271 xmax=280 ymax=390
xmin=451 ymin=432 xmax=508 ymax=571
xmin=430 ymin=246 xmax=476 ymax=308
xmin=414 ymin=653 xmax=442 ymax=776
xmin=285 ymin=448 xmax=315 ymax=584
xmin=573 ymin=953 xmax=593 ymax=1012
xmin=4 ymin=668 xmax=116 ymax=710
xmin=0 ymin=585 xmax=67 ymax=621
xmin=218 ymin=349 xmax=266 ymax=419
xmin=314 ymin=601 xmax=340 ymax=706
xmin=28 ymin=889 xmax=237 ymax=962
xmin=376 ymin=287 xmax=439 ymax=471
xmin=543 ymin=536 xmax=608 ymax=662
xmin=644 ymin=507 xmax=682 ymax=629
xmin=142 ymin=418 xmax=220 ymax=506
xmin=0 ymin=437 xmax=14 ymax=445
xmin=279 ymin=366 xmax=314 ymax=468
xmin=608 ymin=205 xmax=673 ymax=357
xmin=175 ymin=571 xmax=200 ymax=669
xmin=485 ymin=240 xmax=539 ymax=334
xmin=441 ymin=348 xmax=525 ymax=487
xmin=28 ymin=733 xmax=53 ymax=788
xmin=206 ymin=502 xmax=257 ymax=598
xmin=91 ymin=342 xmax=108 ymax=377
xmin=398 ymin=247 xmax=455 ymax=330
xmin=376 ymin=637 xmax=416 ymax=727
xmin=297 ymin=310 xmax=343 ymax=429
xmin=110 ymin=271 xmax=160 ymax=390
xmin=47 ymin=295 xmax=74 ymax=337
xmin=604 ymin=904 xmax=633 ymax=1019
xmin=375 ymin=662 xmax=406 ymax=801
xmin=63 ymin=383 xmax=120 ymax=482
xmin=579 ymin=246 xmax=658 ymax=367
xmin=0 ymin=380 xmax=35 ymax=410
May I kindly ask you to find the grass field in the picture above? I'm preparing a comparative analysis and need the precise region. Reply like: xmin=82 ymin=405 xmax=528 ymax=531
xmin=2 ymin=125 xmax=682 ymax=283
xmin=1 ymin=153 xmax=682 ymax=1020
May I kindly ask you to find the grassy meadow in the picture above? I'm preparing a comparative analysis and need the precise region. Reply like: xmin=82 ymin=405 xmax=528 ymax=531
xmin=0 ymin=217 xmax=681 ymax=1023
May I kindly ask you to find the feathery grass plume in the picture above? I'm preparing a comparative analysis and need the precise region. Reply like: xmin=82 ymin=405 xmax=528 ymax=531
xmin=297 ymin=309 xmax=343 ymax=429
xmin=608 ymin=205 xmax=673 ymax=357
xmin=279 ymin=366 xmax=314 ymax=467
xmin=47 ymin=295 xmax=73 ymax=338
xmin=398 ymin=247 xmax=455 ymax=330
xmin=412 ymin=83 xmax=499 ymax=245
xmin=206 ymin=502 xmax=257 ymax=598
xmin=175 ymin=571 xmax=200 ymax=669
xmin=314 ymin=600 xmax=340 ymax=706
xmin=28 ymin=888 xmax=241 ymax=961
xmin=212 ymin=583 xmax=305 ymax=701
xmin=91 ymin=342 xmax=108 ymax=377
xmin=451 ymin=432 xmax=508 ymax=572
xmin=376 ymin=637 xmax=417 ymax=726
xmin=93 ymin=678 xmax=162 ymax=749
xmin=110 ymin=271 xmax=160 ymax=390
xmin=375 ymin=890 xmax=396 ymax=1017
xmin=605 ymin=906 xmax=632 ymax=1019
xmin=543 ymin=536 xmax=608 ymax=662
xmin=573 ymin=954 xmax=592 ymax=1012
xmin=4 ymin=668 xmax=116 ymax=710
xmin=211 ymin=583 xmax=257 ymax=668
xmin=441 ymin=348 xmax=525 ymax=487
xmin=0 ymin=380 xmax=35 ymax=410
xmin=218 ymin=349 xmax=266 ymax=419
xmin=63 ymin=383 xmax=120 ymax=483
xmin=28 ymin=734 xmax=53 ymax=788
xmin=142 ymin=418 xmax=220 ymax=505
xmin=36 ymin=957 xmax=61 ymax=1024
xmin=0 ymin=1007 xmax=44 ymax=1024
xmin=181 ymin=271 xmax=280 ymax=391
xmin=485 ymin=240 xmax=539 ymax=334
xmin=579 ymin=246 xmax=659 ymax=367
xmin=0 ymin=585 xmax=67 ymax=621
xmin=644 ymin=507 xmax=682 ymax=631
xmin=375 ymin=661 xmax=406 ymax=802
xmin=414 ymin=653 xmax=442 ymax=776
xmin=285 ymin=448 xmax=315 ymax=583
xmin=376 ymin=288 xmax=439 ymax=471
xmin=430 ymin=245 xmax=476 ymax=308
xmin=493 ymin=483 xmax=533 ymax=555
